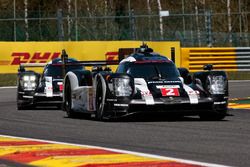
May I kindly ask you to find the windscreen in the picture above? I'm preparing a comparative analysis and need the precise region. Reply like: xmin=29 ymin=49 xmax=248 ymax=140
xmin=43 ymin=65 xmax=84 ymax=78
xmin=127 ymin=63 xmax=180 ymax=80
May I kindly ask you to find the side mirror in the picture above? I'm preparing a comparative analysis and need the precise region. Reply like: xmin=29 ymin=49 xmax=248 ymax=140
xmin=194 ymin=78 xmax=202 ymax=86
xmin=178 ymin=68 xmax=192 ymax=85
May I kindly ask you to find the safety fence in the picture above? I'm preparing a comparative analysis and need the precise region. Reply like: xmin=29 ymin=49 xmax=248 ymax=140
xmin=181 ymin=48 xmax=250 ymax=72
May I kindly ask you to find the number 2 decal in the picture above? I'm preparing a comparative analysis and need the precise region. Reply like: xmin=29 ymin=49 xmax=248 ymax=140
xmin=160 ymin=88 xmax=180 ymax=96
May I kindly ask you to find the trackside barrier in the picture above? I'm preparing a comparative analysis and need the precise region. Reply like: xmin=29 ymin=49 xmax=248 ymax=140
xmin=181 ymin=47 xmax=250 ymax=72
xmin=0 ymin=41 xmax=180 ymax=74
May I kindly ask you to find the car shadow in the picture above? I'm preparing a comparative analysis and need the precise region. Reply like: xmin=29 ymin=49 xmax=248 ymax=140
xmin=113 ymin=113 xmax=231 ymax=122
xmin=17 ymin=106 xmax=61 ymax=111
xmin=65 ymin=112 xmax=231 ymax=122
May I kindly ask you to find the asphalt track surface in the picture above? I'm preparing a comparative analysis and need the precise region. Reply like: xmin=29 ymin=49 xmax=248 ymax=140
xmin=0 ymin=81 xmax=250 ymax=167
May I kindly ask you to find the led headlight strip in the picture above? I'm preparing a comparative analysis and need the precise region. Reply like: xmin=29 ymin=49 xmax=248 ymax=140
xmin=112 ymin=78 xmax=132 ymax=97
xmin=21 ymin=75 xmax=37 ymax=90
xmin=208 ymin=75 xmax=226 ymax=94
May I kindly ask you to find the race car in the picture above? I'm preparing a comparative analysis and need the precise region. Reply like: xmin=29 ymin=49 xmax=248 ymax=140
xmin=17 ymin=55 xmax=84 ymax=110
xmin=62 ymin=44 xmax=229 ymax=121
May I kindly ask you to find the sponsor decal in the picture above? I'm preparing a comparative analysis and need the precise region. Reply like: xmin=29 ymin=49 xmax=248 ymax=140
xmin=161 ymin=88 xmax=179 ymax=97
xmin=114 ymin=103 xmax=129 ymax=107
xmin=45 ymin=77 xmax=53 ymax=97
xmin=157 ymin=85 xmax=180 ymax=96
xmin=183 ymin=85 xmax=199 ymax=104
xmin=105 ymin=51 xmax=118 ymax=61
xmin=148 ymin=80 xmax=182 ymax=84
xmin=0 ymin=60 xmax=10 ymax=65
xmin=156 ymin=85 xmax=180 ymax=88
xmin=214 ymin=101 xmax=227 ymax=105
xmin=10 ymin=52 xmax=60 ymax=65
xmin=135 ymin=78 xmax=155 ymax=105
xmin=156 ymin=85 xmax=180 ymax=97
xmin=107 ymin=99 xmax=118 ymax=102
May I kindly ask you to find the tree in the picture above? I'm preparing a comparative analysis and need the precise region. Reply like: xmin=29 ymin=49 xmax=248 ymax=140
xmin=157 ymin=0 xmax=163 ymax=40
xmin=24 ymin=0 xmax=29 ymax=41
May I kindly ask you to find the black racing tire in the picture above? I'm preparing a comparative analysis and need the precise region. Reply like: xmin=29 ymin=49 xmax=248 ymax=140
xmin=95 ymin=80 xmax=106 ymax=121
xmin=65 ymin=80 xmax=76 ymax=118
xmin=17 ymin=103 xmax=34 ymax=110
xmin=17 ymin=90 xmax=25 ymax=110
xmin=199 ymin=109 xmax=227 ymax=121
xmin=56 ymin=104 xmax=63 ymax=109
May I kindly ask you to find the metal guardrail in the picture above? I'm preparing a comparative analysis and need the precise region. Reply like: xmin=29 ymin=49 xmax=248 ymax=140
xmin=181 ymin=47 xmax=250 ymax=72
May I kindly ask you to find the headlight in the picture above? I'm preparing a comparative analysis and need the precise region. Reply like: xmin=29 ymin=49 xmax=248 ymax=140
xmin=24 ymin=82 xmax=28 ymax=87
xmin=22 ymin=75 xmax=36 ymax=81
xmin=112 ymin=78 xmax=132 ymax=97
xmin=21 ymin=75 xmax=37 ymax=90
xmin=207 ymin=76 xmax=226 ymax=94
xmin=30 ymin=75 xmax=36 ymax=81
xmin=23 ymin=75 xmax=30 ymax=81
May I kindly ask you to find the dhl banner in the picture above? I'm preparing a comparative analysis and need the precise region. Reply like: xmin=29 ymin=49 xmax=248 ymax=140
xmin=0 ymin=41 xmax=180 ymax=73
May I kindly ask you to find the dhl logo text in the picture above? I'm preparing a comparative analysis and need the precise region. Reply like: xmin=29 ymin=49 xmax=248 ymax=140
xmin=11 ymin=52 xmax=61 ymax=65
xmin=105 ymin=52 xmax=118 ymax=61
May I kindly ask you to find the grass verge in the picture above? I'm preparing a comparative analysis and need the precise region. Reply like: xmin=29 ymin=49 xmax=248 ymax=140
xmin=0 ymin=74 xmax=17 ymax=87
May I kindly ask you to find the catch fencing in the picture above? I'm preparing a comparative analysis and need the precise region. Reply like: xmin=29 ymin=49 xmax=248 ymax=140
xmin=0 ymin=7 xmax=249 ymax=47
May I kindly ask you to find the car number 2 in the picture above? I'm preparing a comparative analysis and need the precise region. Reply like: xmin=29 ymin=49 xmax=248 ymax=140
xmin=160 ymin=88 xmax=180 ymax=96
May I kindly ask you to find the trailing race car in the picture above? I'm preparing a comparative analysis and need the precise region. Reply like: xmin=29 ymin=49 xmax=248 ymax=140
xmin=62 ymin=44 xmax=228 ymax=121
xmin=17 ymin=55 xmax=84 ymax=110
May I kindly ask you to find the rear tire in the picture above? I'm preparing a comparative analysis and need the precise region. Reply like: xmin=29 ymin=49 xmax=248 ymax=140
xmin=17 ymin=103 xmax=34 ymax=110
xmin=65 ymin=80 xmax=76 ymax=118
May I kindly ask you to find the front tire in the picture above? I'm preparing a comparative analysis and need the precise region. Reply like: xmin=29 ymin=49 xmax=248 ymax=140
xmin=95 ymin=80 xmax=106 ymax=121
xmin=17 ymin=103 xmax=25 ymax=110
xmin=199 ymin=109 xmax=227 ymax=121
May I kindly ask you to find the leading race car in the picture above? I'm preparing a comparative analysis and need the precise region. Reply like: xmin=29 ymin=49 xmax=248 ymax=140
xmin=62 ymin=44 xmax=228 ymax=121
xmin=17 ymin=55 xmax=84 ymax=110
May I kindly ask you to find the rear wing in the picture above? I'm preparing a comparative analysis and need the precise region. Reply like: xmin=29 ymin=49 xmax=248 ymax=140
xmin=18 ymin=63 xmax=47 ymax=73
xmin=61 ymin=49 xmax=119 ymax=77
xmin=61 ymin=50 xmax=119 ymax=67
xmin=20 ymin=63 xmax=47 ymax=67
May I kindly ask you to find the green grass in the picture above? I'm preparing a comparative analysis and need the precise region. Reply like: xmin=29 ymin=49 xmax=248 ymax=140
xmin=226 ymin=71 xmax=250 ymax=80
xmin=0 ymin=72 xmax=250 ymax=87
xmin=0 ymin=74 xmax=17 ymax=87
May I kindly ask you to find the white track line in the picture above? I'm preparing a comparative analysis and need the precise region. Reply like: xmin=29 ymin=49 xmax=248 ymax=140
xmin=0 ymin=86 xmax=17 ymax=89
xmin=0 ymin=134 xmax=230 ymax=167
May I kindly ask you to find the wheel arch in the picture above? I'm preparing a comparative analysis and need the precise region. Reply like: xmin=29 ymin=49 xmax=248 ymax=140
xmin=63 ymin=72 xmax=79 ymax=106
xmin=64 ymin=71 xmax=79 ymax=91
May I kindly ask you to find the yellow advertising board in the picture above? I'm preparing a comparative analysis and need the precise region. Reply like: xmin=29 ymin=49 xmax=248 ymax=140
xmin=0 ymin=41 xmax=180 ymax=74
